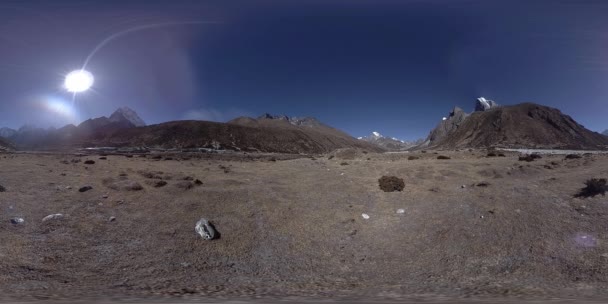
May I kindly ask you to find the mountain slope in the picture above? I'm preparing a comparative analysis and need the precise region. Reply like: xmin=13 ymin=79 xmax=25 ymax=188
xmin=603 ymin=129 xmax=608 ymax=136
xmin=103 ymin=119 xmax=383 ymax=153
xmin=431 ymin=103 xmax=608 ymax=150
xmin=0 ymin=136 xmax=14 ymax=151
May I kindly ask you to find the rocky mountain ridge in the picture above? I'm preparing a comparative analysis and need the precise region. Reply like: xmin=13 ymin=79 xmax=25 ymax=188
xmin=357 ymin=131 xmax=422 ymax=151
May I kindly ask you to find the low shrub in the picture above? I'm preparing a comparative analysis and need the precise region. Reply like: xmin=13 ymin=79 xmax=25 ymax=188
xmin=575 ymin=178 xmax=607 ymax=198
xmin=378 ymin=176 xmax=405 ymax=192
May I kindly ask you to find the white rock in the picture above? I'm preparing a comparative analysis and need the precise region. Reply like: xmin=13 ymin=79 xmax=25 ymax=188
xmin=396 ymin=209 xmax=405 ymax=214
xmin=42 ymin=213 xmax=64 ymax=222
xmin=361 ymin=213 xmax=370 ymax=219
xmin=195 ymin=218 xmax=217 ymax=240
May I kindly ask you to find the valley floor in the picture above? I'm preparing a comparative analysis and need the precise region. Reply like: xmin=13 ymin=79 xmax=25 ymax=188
xmin=1 ymin=149 xmax=608 ymax=302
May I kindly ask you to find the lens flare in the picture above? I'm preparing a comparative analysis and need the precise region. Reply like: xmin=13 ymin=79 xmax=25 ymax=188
xmin=64 ymin=70 xmax=94 ymax=93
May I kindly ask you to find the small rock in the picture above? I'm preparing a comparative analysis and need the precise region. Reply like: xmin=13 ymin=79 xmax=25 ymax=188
xmin=0 ymin=185 xmax=5 ymax=192
xmin=362 ymin=213 xmax=370 ymax=219
xmin=195 ymin=218 xmax=218 ymax=240
xmin=152 ymin=180 xmax=168 ymax=188
xmin=340 ymin=173 xmax=345 ymax=176
xmin=102 ymin=194 xmax=109 ymax=199
xmin=396 ymin=209 xmax=405 ymax=214
xmin=175 ymin=181 xmax=193 ymax=190
xmin=601 ymin=253 xmax=608 ymax=259
xmin=194 ymin=179 xmax=203 ymax=185
xmin=66 ymin=186 xmax=72 ymax=190
xmin=99 ymin=157 xmax=107 ymax=160
xmin=84 ymin=160 xmax=95 ymax=165
xmin=10 ymin=217 xmax=24 ymax=225
xmin=79 ymin=186 xmax=93 ymax=192
xmin=42 ymin=213 xmax=64 ymax=222
xmin=461 ymin=185 xmax=466 ymax=188
xmin=109 ymin=216 xmax=116 ymax=222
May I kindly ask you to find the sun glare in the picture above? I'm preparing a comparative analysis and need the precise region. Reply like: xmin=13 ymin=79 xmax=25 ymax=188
xmin=64 ymin=69 xmax=94 ymax=93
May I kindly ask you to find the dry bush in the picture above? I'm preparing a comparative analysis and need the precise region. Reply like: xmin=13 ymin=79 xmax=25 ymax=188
xmin=575 ymin=178 xmax=607 ymax=198
xmin=519 ymin=154 xmax=542 ymax=162
xmin=378 ymin=176 xmax=405 ymax=192
xmin=408 ymin=156 xmax=420 ymax=160
xmin=437 ymin=155 xmax=451 ymax=160
xmin=487 ymin=152 xmax=497 ymax=157
xmin=340 ymin=162 xmax=349 ymax=166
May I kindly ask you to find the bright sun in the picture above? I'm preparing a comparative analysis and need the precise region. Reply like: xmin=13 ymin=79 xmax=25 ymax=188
xmin=64 ymin=69 xmax=94 ymax=93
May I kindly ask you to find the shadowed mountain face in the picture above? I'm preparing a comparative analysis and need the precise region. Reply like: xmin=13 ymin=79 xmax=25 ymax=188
xmin=104 ymin=117 xmax=382 ymax=153
xmin=603 ymin=130 xmax=608 ymax=136
xmin=430 ymin=103 xmax=608 ymax=150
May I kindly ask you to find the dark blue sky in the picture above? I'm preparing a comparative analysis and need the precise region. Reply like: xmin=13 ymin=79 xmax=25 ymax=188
xmin=0 ymin=0 xmax=607 ymax=140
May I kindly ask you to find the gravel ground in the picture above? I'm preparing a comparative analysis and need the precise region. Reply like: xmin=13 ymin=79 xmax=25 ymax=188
xmin=1 ymin=150 xmax=608 ymax=302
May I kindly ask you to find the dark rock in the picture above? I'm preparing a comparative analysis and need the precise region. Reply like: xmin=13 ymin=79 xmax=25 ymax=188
xmin=340 ymin=162 xmax=349 ymax=166
xmin=194 ymin=179 xmax=203 ymax=185
xmin=79 ymin=186 xmax=93 ymax=192
xmin=437 ymin=155 xmax=451 ymax=160
xmin=84 ymin=160 xmax=95 ymax=165
xmin=565 ymin=154 xmax=582 ymax=160
xmin=379 ymin=176 xmax=405 ymax=192
xmin=0 ymin=184 xmax=5 ymax=192
xmin=99 ymin=157 xmax=107 ymax=160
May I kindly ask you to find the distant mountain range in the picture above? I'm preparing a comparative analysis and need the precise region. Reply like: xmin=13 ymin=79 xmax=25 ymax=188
xmin=603 ymin=129 xmax=608 ymax=136
xmin=0 ymin=109 xmax=381 ymax=154
xmin=1 ymin=100 xmax=606 ymax=153
xmin=357 ymin=132 xmax=422 ymax=151
xmin=421 ymin=98 xmax=608 ymax=150
xmin=0 ymin=107 xmax=146 ymax=150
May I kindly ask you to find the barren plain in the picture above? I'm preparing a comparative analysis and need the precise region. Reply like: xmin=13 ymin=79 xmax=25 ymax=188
xmin=1 ymin=149 xmax=608 ymax=302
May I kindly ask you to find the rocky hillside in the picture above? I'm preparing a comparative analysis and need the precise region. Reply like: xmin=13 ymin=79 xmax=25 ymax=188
xmin=358 ymin=132 xmax=421 ymax=151
xmin=430 ymin=102 xmax=608 ymax=150
xmin=104 ymin=118 xmax=382 ymax=154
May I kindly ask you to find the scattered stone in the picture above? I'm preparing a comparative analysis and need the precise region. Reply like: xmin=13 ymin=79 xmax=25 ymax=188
xmin=102 ymin=194 xmax=109 ymax=199
xmin=195 ymin=218 xmax=218 ymax=240
xmin=182 ymin=176 xmax=194 ymax=181
xmin=269 ymin=157 xmax=277 ymax=162
xmin=84 ymin=160 xmax=95 ymax=165
xmin=148 ymin=180 xmax=167 ymax=188
xmin=109 ymin=216 xmax=116 ymax=222
xmin=194 ymin=179 xmax=203 ymax=185
xmin=565 ymin=154 xmax=582 ymax=160
xmin=408 ymin=156 xmax=420 ymax=160
xmin=124 ymin=155 xmax=133 ymax=158
xmin=99 ymin=157 xmax=107 ymax=160
xmin=340 ymin=162 xmax=349 ymax=166
xmin=396 ymin=209 xmax=405 ymax=214
xmin=65 ymin=186 xmax=72 ymax=190
xmin=175 ymin=181 xmax=194 ymax=190
xmin=0 ymin=184 xmax=5 ymax=192
xmin=104 ymin=178 xmax=144 ymax=191
xmin=378 ymin=176 xmax=405 ymax=192
xmin=437 ymin=155 xmax=451 ymax=160
xmin=476 ymin=182 xmax=490 ymax=187
xmin=461 ymin=185 xmax=467 ymax=188
xmin=151 ymin=155 xmax=162 ymax=160
xmin=42 ymin=213 xmax=64 ymax=222
xmin=340 ymin=173 xmax=345 ymax=176
xmin=361 ymin=213 xmax=370 ymax=220
xmin=519 ymin=154 xmax=542 ymax=162
xmin=10 ymin=217 xmax=24 ymax=225
xmin=79 ymin=186 xmax=93 ymax=192
xmin=328 ymin=155 xmax=334 ymax=160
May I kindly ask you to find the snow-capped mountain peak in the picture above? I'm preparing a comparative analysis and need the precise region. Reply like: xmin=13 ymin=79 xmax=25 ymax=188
xmin=372 ymin=131 xmax=381 ymax=137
